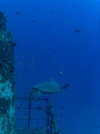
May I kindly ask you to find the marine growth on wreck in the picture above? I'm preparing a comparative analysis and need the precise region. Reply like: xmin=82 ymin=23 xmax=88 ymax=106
xmin=0 ymin=11 xmax=16 ymax=134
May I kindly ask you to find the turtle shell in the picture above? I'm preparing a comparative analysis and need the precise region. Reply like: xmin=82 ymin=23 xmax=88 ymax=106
xmin=33 ymin=81 xmax=60 ymax=94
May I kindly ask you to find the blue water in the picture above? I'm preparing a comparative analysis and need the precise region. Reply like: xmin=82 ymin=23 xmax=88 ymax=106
xmin=0 ymin=0 xmax=99 ymax=133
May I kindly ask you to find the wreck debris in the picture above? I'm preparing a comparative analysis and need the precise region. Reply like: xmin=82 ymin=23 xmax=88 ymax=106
xmin=0 ymin=11 xmax=16 ymax=134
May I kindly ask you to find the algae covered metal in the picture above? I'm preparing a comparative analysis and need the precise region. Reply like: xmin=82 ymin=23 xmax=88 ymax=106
xmin=0 ymin=12 xmax=16 ymax=134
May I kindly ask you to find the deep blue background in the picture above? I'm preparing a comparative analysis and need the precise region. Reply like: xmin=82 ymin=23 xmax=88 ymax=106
xmin=0 ymin=0 xmax=99 ymax=134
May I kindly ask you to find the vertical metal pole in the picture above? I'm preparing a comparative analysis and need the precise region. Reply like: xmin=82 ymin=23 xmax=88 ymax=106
xmin=0 ymin=12 xmax=16 ymax=134
xmin=27 ymin=95 xmax=32 ymax=128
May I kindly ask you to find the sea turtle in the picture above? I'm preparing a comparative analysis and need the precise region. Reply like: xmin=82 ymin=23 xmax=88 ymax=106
xmin=26 ymin=78 xmax=69 ymax=99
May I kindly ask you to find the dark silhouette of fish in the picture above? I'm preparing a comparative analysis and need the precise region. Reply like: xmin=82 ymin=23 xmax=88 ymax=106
xmin=74 ymin=29 xmax=81 ymax=33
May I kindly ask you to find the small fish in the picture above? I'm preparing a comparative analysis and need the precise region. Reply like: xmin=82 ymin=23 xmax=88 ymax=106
xmin=74 ymin=29 xmax=81 ymax=33
xmin=54 ymin=50 xmax=57 ymax=52
xmin=16 ymin=11 xmax=20 ymax=14
xmin=50 ymin=38 xmax=54 ymax=41
xmin=32 ymin=20 xmax=36 ymax=23
xmin=59 ymin=70 xmax=63 ymax=76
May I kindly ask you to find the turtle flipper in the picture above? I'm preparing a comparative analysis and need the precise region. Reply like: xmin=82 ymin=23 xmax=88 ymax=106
xmin=31 ymin=90 xmax=41 ymax=99
xmin=25 ymin=87 xmax=38 ymax=94
xmin=60 ymin=84 xmax=69 ymax=91
xmin=25 ymin=87 xmax=41 ymax=99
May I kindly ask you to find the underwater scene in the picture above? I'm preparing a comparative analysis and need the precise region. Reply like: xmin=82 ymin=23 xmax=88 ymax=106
xmin=0 ymin=0 xmax=99 ymax=134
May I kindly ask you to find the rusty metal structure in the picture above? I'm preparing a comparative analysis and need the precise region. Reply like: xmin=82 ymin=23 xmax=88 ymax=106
xmin=0 ymin=11 xmax=16 ymax=134
xmin=16 ymin=96 xmax=60 ymax=134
